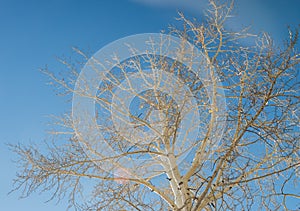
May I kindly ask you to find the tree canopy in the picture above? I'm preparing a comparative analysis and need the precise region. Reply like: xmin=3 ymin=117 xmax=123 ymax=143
xmin=11 ymin=1 xmax=299 ymax=210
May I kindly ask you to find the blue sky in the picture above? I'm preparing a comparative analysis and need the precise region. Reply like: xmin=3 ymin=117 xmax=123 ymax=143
xmin=0 ymin=0 xmax=299 ymax=210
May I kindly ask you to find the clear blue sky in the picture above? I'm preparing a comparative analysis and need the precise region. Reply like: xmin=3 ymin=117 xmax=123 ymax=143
xmin=0 ymin=0 xmax=299 ymax=210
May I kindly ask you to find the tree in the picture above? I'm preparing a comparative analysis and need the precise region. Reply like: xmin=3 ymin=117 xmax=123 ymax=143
xmin=11 ymin=0 xmax=300 ymax=210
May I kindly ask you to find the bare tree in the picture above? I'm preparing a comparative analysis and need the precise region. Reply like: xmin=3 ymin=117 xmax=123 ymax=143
xmin=11 ymin=1 xmax=300 ymax=210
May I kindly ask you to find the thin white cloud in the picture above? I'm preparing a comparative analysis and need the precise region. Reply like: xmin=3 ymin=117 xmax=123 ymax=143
xmin=130 ymin=0 xmax=208 ymax=15
xmin=131 ymin=0 xmax=300 ymax=45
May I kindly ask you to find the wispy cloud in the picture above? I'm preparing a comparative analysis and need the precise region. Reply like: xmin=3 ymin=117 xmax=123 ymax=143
xmin=131 ymin=0 xmax=300 ymax=44
xmin=130 ymin=0 xmax=208 ymax=15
